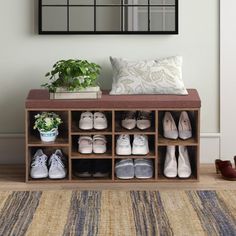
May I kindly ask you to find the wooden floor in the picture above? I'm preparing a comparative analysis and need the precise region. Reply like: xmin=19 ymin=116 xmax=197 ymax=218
xmin=0 ymin=164 xmax=236 ymax=191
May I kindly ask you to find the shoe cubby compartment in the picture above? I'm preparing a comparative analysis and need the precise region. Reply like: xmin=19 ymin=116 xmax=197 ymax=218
xmin=27 ymin=146 xmax=69 ymax=182
xmin=157 ymin=146 xmax=198 ymax=181
xmin=26 ymin=89 xmax=200 ymax=183
xmin=115 ymin=134 xmax=156 ymax=158
xmin=71 ymin=135 xmax=113 ymax=158
xmin=71 ymin=110 xmax=112 ymax=133
xmin=115 ymin=110 xmax=156 ymax=133
xmin=27 ymin=110 xmax=69 ymax=145
xmin=158 ymin=110 xmax=199 ymax=145
xmin=72 ymin=159 xmax=112 ymax=181
xmin=114 ymin=158 xmax=156 ymax=182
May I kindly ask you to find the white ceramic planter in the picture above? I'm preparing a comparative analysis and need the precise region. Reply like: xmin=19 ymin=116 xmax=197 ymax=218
xmin=39 ymin=128 xmax=58 ymax=142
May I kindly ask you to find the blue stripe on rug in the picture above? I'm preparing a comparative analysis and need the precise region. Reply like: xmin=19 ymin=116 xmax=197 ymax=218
xmin=63 ymin=190 xmax=101 ymax=236
xmin=187 ymin=190 xmax=236 ymax=236
xmin=0 ymin=191 xmax=42 ymax=236
xmin=130 ymin=191 xmax=173 ymax=236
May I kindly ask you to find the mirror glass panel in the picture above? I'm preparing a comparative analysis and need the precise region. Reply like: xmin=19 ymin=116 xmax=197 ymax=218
xmin=42 ymin=7 xmax=67 ymax=31
xmin=69 ymin=7 xmax=94 ymax=31
xmin=39 ymin=0 xmax=178 ymax=34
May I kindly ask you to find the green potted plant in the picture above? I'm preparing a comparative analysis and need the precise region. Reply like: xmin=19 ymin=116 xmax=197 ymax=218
xmin=33 ymin=112 xmax=63 ymax=142
xmin=42 ymin=59 xmax=101 ymax=95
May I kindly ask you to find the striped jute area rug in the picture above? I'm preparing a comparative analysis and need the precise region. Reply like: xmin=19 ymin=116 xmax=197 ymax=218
xmin=0 ymin=190 xmax=236 ymax=236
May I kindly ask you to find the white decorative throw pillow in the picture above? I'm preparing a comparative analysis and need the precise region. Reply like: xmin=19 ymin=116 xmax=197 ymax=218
xmin=109 ymin=56 xmax=188 ymax=95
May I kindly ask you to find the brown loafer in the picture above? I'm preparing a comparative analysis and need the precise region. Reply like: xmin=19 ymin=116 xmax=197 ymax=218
xmin=215 ymin=159 xmax=236 ymax=181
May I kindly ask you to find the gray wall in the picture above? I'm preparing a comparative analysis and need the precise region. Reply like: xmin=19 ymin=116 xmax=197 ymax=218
xmin=0 ymin=0 xmax=219 ymax=135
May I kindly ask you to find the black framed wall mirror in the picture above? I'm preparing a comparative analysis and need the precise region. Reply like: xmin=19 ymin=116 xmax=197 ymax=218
xmin=39 ymin=0 xmax=178 ymax=34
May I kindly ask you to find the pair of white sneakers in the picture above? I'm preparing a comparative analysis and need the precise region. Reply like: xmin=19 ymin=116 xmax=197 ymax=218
xmin=30 ymin=149 xmax=67 ymax=179
xmin=116 ymin=134 xmax=149 ymax=155
xmin=164 ymin=146 xmax=191 ymax=178
xmin=163 ymin=111 xmax=192 ymax=140
xmin=79 ymin=111 xmax=107 ymax=130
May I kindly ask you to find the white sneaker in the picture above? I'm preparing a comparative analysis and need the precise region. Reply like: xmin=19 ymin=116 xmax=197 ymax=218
xmin=121 ymin=111 xmax=136 ymax=130
xmin=48 ymin=149 xmax=67 ymax=179
xmin=116 ymin=134 xmax=132 ymax=155
xmin=178 ymin=111 xmax=192 ymax=140
xmin=30 ymin=149 xmax=48 ymax=179
xmin=163 ymin=112 xmax=178 ymax=139
xmin=164 ymin=146 xmax=177 ymax=178
xmin=94 ymin=112 xmax=108 ymax=130
xmin=132 ymin=134 xmax=149 ymax=155
xmin=178 ymin=146 xmax=191 ymax=178
xmin=137 ymin=111 xmax=151 ymax=130
xmin=79 ymin=111 xmax=93 ymax=130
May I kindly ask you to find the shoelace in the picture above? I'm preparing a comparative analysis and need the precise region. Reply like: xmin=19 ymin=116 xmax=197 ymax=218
xmin=31 ymin=155 xmax=47 ymax=168
xmin=118 ymin=135 xmax=130 ymax=145
xmin=134 ymin=135 xmax=146 ymax=145
xmin=49 ymin=154 xmax=65 ymax=169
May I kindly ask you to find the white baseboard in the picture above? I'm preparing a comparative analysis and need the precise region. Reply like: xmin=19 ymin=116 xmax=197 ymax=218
xmin=0 ymin=133 xmax=220 ymax=164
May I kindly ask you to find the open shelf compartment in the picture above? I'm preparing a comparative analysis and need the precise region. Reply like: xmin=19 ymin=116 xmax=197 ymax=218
xmin=157 ymin=146 xmax=198 ymax=181
xmin=26 ymin=146 xmax=69 ymax=182
xmin=27 ymin=110 xmax=69 ymax=145
xmin=71 ymin=110 xmax=112 ymax=134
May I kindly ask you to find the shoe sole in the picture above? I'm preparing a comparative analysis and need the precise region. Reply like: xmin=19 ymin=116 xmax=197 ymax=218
xmin=79 ymin=149 xmax=93 ymax=154
xmin=94 ymin=125 xmax=107 ymax=130
xmin=93 ymin=148 xmax=106 ymax=154
xmin=132 ymin=148 xmax=149 ymax=155
xmin=74 ymin=173 xmax=92 ymax=178
xmin=116 ymin=176 xmax=134 ymax=179
xmin=135 ymin=176 xmax=153 ymax=179
xmin=222 ymin=176 xmax=236 ymax=181
xmin=30 ymin=175 xmax=48 ymax=179
xmin=116 ymin=149 xmax=132 ymax=155
xmin=79 ymin=125 xmax=93 ymax=130
xmin=92 ymin=173 xmax=109 ymax=178
xmin=49 ymin=174 xmax=66 ymax=179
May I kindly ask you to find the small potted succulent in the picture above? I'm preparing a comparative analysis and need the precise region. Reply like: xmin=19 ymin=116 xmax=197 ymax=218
xmin=33 ymin=112 xmax=63 ymax=142
xmin=42 ymin=59 xmax=101 ymax=98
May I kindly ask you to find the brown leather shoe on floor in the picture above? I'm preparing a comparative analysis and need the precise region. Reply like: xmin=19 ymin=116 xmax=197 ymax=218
xmin=215 ymin=159 xmax=236 ymax=181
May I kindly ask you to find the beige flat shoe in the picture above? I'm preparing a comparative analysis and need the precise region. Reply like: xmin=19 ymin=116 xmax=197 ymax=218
xmin=78 ymin=136 xmax=93 ymax=154
xmin=93 ymin=135 xmax=107 ymax=154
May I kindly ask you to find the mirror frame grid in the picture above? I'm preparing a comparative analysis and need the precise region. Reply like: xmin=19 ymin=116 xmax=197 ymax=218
xmin=38 ymin=0 xmax=178 ymax=34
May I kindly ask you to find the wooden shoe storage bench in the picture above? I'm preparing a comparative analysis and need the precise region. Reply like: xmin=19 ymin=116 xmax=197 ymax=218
xmin=25 ymin=89 xmax=201 ymax=183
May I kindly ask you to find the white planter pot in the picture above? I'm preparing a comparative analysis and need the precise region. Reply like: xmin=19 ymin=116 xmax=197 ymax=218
xmin=39 ymin=128 xmax=58 ymax=142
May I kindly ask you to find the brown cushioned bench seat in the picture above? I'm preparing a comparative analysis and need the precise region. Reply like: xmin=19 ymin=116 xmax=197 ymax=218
xmin=25 ymin=89 xmax=201 ymax=109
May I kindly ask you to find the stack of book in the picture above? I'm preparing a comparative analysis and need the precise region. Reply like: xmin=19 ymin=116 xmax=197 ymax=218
xmin=50 ymin=86 xmax=102 ymax=99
